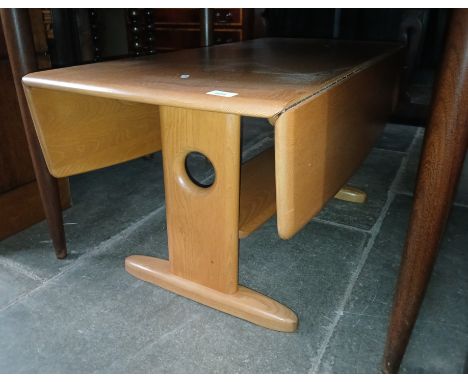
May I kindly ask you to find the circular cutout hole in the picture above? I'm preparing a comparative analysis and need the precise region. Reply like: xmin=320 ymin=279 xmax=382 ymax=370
xmin=184 ymin=152 xmax=215 ymax=188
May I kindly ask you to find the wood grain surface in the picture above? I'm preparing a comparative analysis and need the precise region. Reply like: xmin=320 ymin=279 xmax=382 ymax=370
xmin=160 ymin=106 xmax=241 ymax=293
xmin=24 ymin=87 xmax=162 ymax=177
xmin=126 ymin=107 xmax=299 ymax=331
xmin=239 ymin=147 xmax=276 ymax=238
xmin=23 ymin=38 xmax=402 ymax=118
xmin=125 ymin=255 xmax=298 ymax=332
xmin=0 ymin=23 xmax=36 ymax=193
xmin=274 ymin=52 xmax=401 ymax=239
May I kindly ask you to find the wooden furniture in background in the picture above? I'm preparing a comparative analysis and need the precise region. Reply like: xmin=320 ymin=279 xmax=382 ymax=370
xmin=383 ymin=9 xmax=468 ymax=373
xmin=0 ymin=9 xmax=70 ymax=247
xmin=23 ymin=38 xmax=401 ymax=330
xmin=140 ymin=8 xmax=254 ymax=53
xmin=36 ymin=9 xmax=253 ymax=62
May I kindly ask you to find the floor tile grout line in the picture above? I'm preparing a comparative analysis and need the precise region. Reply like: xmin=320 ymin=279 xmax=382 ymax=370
xmin=106 ymin=311 xmax=204 ymax=372
xmin=394 ymin=190 xmax=414 ymax=197
xmin=312 ymin=128 xmax=423 ymax=235
xmin=312 ymin=217 xmax=370 ymax=234
xmin=372 ymin=125 xmax=423 ymax=156
xmin=389 ymin=127 xmax=423 ymax=196
xmin=373 ymin=147 xmax=411 ymax=155
xmin=393 ymin=186 xmax=468 ymax=209
xmin=308 ymin=139 xmax=412 ymax=373
xmin=307 ymin=234 xmax=371 ymax=373
xmin=0 ymin=203 xmax=167 ymax=314
xmin=0 ymin=256 xmax=46 ymax=283
xmin=386 ymin=126 xmax=468 ymax=209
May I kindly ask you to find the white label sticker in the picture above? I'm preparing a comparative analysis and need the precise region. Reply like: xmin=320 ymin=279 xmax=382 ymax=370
xmin=206 ymin=90 xmax=238 ymax=98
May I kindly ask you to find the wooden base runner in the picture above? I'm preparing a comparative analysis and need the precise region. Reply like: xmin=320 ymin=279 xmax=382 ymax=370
xmin=126 ymin=256 xmax=298 ymax=332
xmin=334 ymin=185 xmax=367 ymax=204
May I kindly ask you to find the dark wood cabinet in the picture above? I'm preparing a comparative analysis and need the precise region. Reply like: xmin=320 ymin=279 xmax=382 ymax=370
xmin=37 ymin=9 xmax=254 ymax=62
xmin=128 ymin=9 xmax=254 ymax=54
xmin=0 ymin=10 xmax=70 ymax=240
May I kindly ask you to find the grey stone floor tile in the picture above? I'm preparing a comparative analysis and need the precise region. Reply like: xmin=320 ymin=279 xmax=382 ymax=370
xmin=109 ymin=308 xmax=313 ymax=373
xmin=395 ymin=128 xmax=468 ymax=206
xmin=0 ymin=205 xmax=368 ymax=373
xmin=317 ymin=148 xmax=404 ymax=230
xmin=107 ymin=217 xmax=370 ymax=373
xmin=317 ymin=195 xmax=468 ymax=373
xmin=375 ymin=124 xmax=418 ymax=153
xmin=394 ymin=128 xmax=424 ymax=196
xmin=455 ymin=157 xmax=468 ymax=206
xmin=0 ymin=262 xmax=40 ymax=308
xmin=0 ymin=156 xmax=166 ymax=280
xmin=400 ymin=204 xmax=468 ymax=373
xmin=2 ymin=121 xmax=465 ymax=373
xmin=0 ymin=212 xmax=179 ymax=373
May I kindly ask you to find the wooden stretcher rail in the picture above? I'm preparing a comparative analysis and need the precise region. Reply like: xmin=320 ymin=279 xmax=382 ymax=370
xmin=238 ymin=147 xmax=276 ymax=238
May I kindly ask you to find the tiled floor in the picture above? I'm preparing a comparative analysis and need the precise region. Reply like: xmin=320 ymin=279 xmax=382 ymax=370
xmin=0 ymin=120 xmax=467 ymax=373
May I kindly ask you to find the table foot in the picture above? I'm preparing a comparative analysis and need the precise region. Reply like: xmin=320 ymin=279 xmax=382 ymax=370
xmin=334 ymin=185 xmax=367 ymax=203
xmin=125 ymin=255 xmax=298 ymax=332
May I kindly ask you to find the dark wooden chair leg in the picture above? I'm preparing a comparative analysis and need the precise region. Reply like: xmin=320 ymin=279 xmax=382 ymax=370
xmin=1 ymin=9 xmax=68 ymax=259
xmin=382 ymin=9 xmax=468 ymax=373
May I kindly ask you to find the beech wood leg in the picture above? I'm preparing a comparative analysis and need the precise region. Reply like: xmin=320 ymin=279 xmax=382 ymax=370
xmin=382 ymin=9 xmax=468 ymax=373
xmin=125 ymin=106 xmax=297 ymax=332
xmin=1 ymin=9 xmax=67 ymax=259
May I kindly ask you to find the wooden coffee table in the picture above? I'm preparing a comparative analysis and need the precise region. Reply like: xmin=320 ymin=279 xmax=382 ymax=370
xmin=23 ymin=38 xmax=402 ymax=332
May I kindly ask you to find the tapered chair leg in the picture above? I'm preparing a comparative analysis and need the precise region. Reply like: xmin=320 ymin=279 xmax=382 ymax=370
xmin=382 ymin=9 xmax=468 ymax=373
xmin=1 ymin=9 xmax=67 ymax=259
